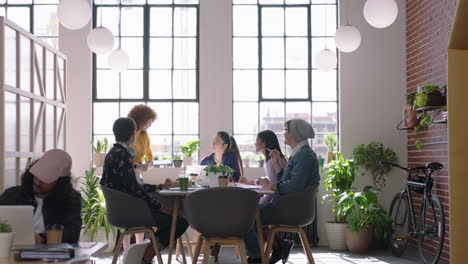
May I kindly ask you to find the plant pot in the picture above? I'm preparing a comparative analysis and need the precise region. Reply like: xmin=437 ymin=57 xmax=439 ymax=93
xmin=0 ymin=232 xmax=14 ymax=257
xmin=345 ymin=227 xmax=373 ymax=254
xmin=371 ymin=232 xmax=390 ymax=250
xmin=183 ymin=156 xmax=193 ymax=167
xmin=173 ymin=160 xmax=183 ymax=168
xmin=325 ymin=222 xmax=347 ymax=251
xmin=206 ymin=172 xmax=223 ymax=187
xmin=243 ymin=159 xmax=250 ymax=168
xmin=426 ymin=90 xmax=445 ymax=106
xmin=93 ymin=153 xmax=106 ymax=167
xmin=81 ymin=228 xmax=116 ymax=253
xmin=403 ymin=104 xmax=419 ymax=128
xmin=258 ymin=160 xmax=264 ymax=167
xmin=327 ymin=152 xmax=336 ymax=164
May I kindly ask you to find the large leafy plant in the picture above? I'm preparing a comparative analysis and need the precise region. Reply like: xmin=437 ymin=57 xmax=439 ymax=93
xmin=180 ymin=140 xmax=200 ymax=157
xmin=204 ymin=164 xmax=234 ymax=176
xmin=352 ymin=141 xmax=398 ymax=188
xmin=324 ymin=134 xmax=337 ymax=153
xmin=80 ymin=167 xmax=115 ymax=241
xmin=92 ymin=138 xmax=109 ymax=153
xmin=323 ymin=152 xmax=356 ymax=223
xmin=336 ymin=186 xmax=392 ymax=238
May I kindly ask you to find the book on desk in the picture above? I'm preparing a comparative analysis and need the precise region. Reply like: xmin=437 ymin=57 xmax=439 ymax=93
xmin=12 ymin=243 xmax=96 ymax=261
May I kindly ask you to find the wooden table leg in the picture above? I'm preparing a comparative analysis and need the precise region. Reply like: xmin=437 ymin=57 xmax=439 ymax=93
xmin=256 ymin=207 xmax=266 ymax=264
xmin=167 ymin=196 xmax=180 ymax=264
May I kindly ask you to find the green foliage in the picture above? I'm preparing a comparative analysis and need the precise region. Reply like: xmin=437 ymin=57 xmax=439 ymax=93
xmin=180 ymin=140 xmax=200 ymax=157
xmin=324 ymin=134 xmax=337 ymax=152
xmin=173 ymin=155 xmax=182 ymax=160
xmin=257 ymin=155 xmax=265 ymax=162
xmin=352 ymin=141 xmax=398 ymax=188
xmin=204 ymin=164 xmax=235 ymax=176
xmin=92 ymin=138 xmax=109 ymax=153
xmin=322 ymin=152 xmax=356 ymax=223
xmin=162 ymin=156 xmax=171 ymax=160
xmin=0 ymin=220 xmax=12 ymax=233
xmin=336 ymin=186 xmax=392 ymax=238
xmin=80 ymin=167 xmax=116 ymax=241
xmin=413 ymin=84 xmax=440 ymax=109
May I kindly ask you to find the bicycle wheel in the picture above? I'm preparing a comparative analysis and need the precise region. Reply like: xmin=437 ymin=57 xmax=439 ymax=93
xmin=418 ymin=195 xmax=445 ymax=264
xmin=389 ymin=191 xmax=411 ymax=257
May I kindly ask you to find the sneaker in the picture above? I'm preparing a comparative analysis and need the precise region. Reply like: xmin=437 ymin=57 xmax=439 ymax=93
xmin=247 ymin=256 xmax=262 ymax=264
xmin=280 ymin=240 xmax=294 ymax=264
xmin=268 ymin=249 xmax=282 ymax=264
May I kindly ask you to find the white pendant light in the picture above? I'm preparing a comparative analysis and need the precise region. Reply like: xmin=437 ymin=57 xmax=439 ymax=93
xmin=108 ymin=49 xmax=129 ymax=73
xmin=87 ymin=27 xmax=115 ymax=54
xmin=363 ymin=0 xmax=398 ymax=28
xmin=335 ymin=25 xmax=361 ymax=53
xmin=315 ymin=49 xmax=336 ymax=72
xmin=57 ymin=0 xmax=91 ymax=30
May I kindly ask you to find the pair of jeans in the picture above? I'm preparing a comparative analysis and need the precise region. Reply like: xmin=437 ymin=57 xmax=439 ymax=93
xmin=151 ymin=209 xmax=189 ymax=247
xmin=243 ymin=203 xmax=275 ymax=258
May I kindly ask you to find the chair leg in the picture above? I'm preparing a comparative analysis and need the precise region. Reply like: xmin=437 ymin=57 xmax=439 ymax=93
xmin=264 ymin=227 xmax=279 ymax=263
xmin=148 ymin=230 xmax=164 ymax=264
xmin=234 ymin=245 xmax=240 ymax=259
xmin=298 ymin=228 xmax=315 ymax=264
xmin=176 ymin=239 xmax=181 ymax=260
xmin=185 ymin=232 xmax=194 ymax=259
xmin=111 ymin=229 xmax=125 ymax=264
xmin=179 ymin=237 xmax=188 ymax=264
xmin=201 ymin=238 xmax=211 ymax=264
xmin=237 ymin=239 xmax=248 ymax=264
xmin=192 ymin=235 xmax=203 ymax=264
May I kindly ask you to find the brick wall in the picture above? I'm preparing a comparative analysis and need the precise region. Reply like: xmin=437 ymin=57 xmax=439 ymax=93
xmin=406 ymin=0 xmax=458 ymax=261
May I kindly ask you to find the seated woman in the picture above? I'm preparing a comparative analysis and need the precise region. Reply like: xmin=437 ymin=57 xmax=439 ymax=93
xmin=240 ymin=130 xmax=288 ymax=204
xmin=100 ymin=117 xmax=188 ymax=263
xmin=0 ymin=149 xmax=82 ymax=244
xmin=243 ymin=119 xmax=320 ymax=264
xmin=200 ymin=131 xmax=243 ymax=182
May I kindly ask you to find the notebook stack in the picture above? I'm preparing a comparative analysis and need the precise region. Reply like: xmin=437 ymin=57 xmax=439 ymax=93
xmin=17 ymin=247 xmax=75 ymax=260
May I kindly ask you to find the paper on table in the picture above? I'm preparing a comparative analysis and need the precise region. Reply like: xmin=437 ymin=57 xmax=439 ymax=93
xmin=233 ymin=183 xmax=261 ymax=189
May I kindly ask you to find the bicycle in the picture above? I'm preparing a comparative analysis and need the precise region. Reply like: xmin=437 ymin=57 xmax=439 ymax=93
xmin=381 ymin=161 xmax=445 ymax=264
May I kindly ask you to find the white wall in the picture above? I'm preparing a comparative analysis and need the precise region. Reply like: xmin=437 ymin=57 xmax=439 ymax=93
xmin=59 ymin=0 xmax=93 ymax=178
xmin=61 ymin=0 xmax=407 ymax=247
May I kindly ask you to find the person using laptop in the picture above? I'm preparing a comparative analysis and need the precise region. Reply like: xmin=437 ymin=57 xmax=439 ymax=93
xmin=0 ymin=149 xmax=82 ymax=244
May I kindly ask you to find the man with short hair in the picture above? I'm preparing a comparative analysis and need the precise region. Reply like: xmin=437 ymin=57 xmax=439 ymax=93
xmin=0 ymin=149 xmax=82 ymax=244
xmin=101 ymin=117 xmax=188 ymax=263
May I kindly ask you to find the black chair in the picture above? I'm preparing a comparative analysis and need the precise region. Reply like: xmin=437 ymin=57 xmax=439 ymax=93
xmin=184 ymin=187 xmax=260 ymax=264
xmin=101 ymin=186 xmax=164 ymax=264
xmin=264 ymin=184 xmax=318 ymax=264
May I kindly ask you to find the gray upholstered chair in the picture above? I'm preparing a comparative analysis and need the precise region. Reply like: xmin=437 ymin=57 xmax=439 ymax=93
xmin=264 ymin=184 xmax=318 ymax=264
xmin=184 ymin=187 xmax=260 ymax=264
xmin=101 ymin=186 xmax=164 ymax=264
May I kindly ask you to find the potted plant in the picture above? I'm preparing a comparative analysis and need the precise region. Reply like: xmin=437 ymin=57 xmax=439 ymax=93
xmin=324 ymin=134 xmax=337 ymax=164
xmin=173 ymin=155 xmax=183 ymax=168
xmin=403 ymin=92 xmax=419 ymax=128
xmin=203 ymin=164 xmax=234 ymax=187
xmin=241 ymin=152 xmax=255 ymax=168
xmin=339 ymin=187 xmax=391 ymax=254
xmin=180 ymin=140 xmax=200 ymax=166
xmin=322 ymin=152 xmax=355 ymax=251
xmin=80 ymin=167 xmax=116 ymax=252
xmin=257 ymin=155 xmax=265 ymax=167
xmin=92 ymin=138 xmax=109 ymax=167
xmin=0 ymin=220 xmax=14 ymax=258
xmin=352 ymin=141 xmax=398 ymax=189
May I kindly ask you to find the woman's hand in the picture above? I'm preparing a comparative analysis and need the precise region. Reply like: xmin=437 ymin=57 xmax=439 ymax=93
xmin=259 ymin=178 xmax=276 ymax=191
xmin=163 ymin=178 xmax=173 ymax=189
xmin=137 ymin=162 xmax=153 ymax=172
xmin=239 ymin=177 xmax=253 ymax=185
xmin=269 ymin=149 xmax=280 ymax=163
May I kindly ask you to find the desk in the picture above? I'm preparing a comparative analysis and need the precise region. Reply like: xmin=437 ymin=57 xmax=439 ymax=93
xmin=160 ymin=186 xmax=274 ymax=264
xmin=2 ymin=242 xmax=107 ymax=264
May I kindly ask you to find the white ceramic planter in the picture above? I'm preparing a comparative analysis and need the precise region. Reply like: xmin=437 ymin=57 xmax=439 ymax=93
xmin=0 ymin=232 xmax=15 ymax=257
xmin=325 ymin=222 xmax=347 ymax=251
xmin=206 ymin=172 xmax=223 ymax=187
xmin=81 ymin=228 xmax=116 ymax=253
xmin=93 ymin=153 xmax=106 ymax=167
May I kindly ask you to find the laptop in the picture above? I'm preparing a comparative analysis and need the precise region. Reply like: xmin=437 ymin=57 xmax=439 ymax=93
xmin=0 ymin=205 xmax=35 ymax=245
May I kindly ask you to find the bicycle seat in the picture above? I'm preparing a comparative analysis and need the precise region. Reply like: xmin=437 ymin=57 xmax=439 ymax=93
xmin=427 ymin=162 xmax=443 ymax=171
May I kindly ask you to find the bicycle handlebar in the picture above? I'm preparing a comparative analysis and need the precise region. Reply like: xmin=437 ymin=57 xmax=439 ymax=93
xmin=379 ymin=161 xmax=442 ymax=173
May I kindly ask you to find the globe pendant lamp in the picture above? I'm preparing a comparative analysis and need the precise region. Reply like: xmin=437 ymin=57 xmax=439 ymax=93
xmin=335 ymin=24 xmax=361 ymax=53
xmin=363 ymin=0 xmax=398 ymax=28
xmin=57 ymin=0 xmax=91 ymax=30
xmin=87 ymin=27 xmax=115 ymax=54
xmin=315 ymin=49 xmax=336 ymax=72
xmin=108 ymin=49 xmax=129 ymax=73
